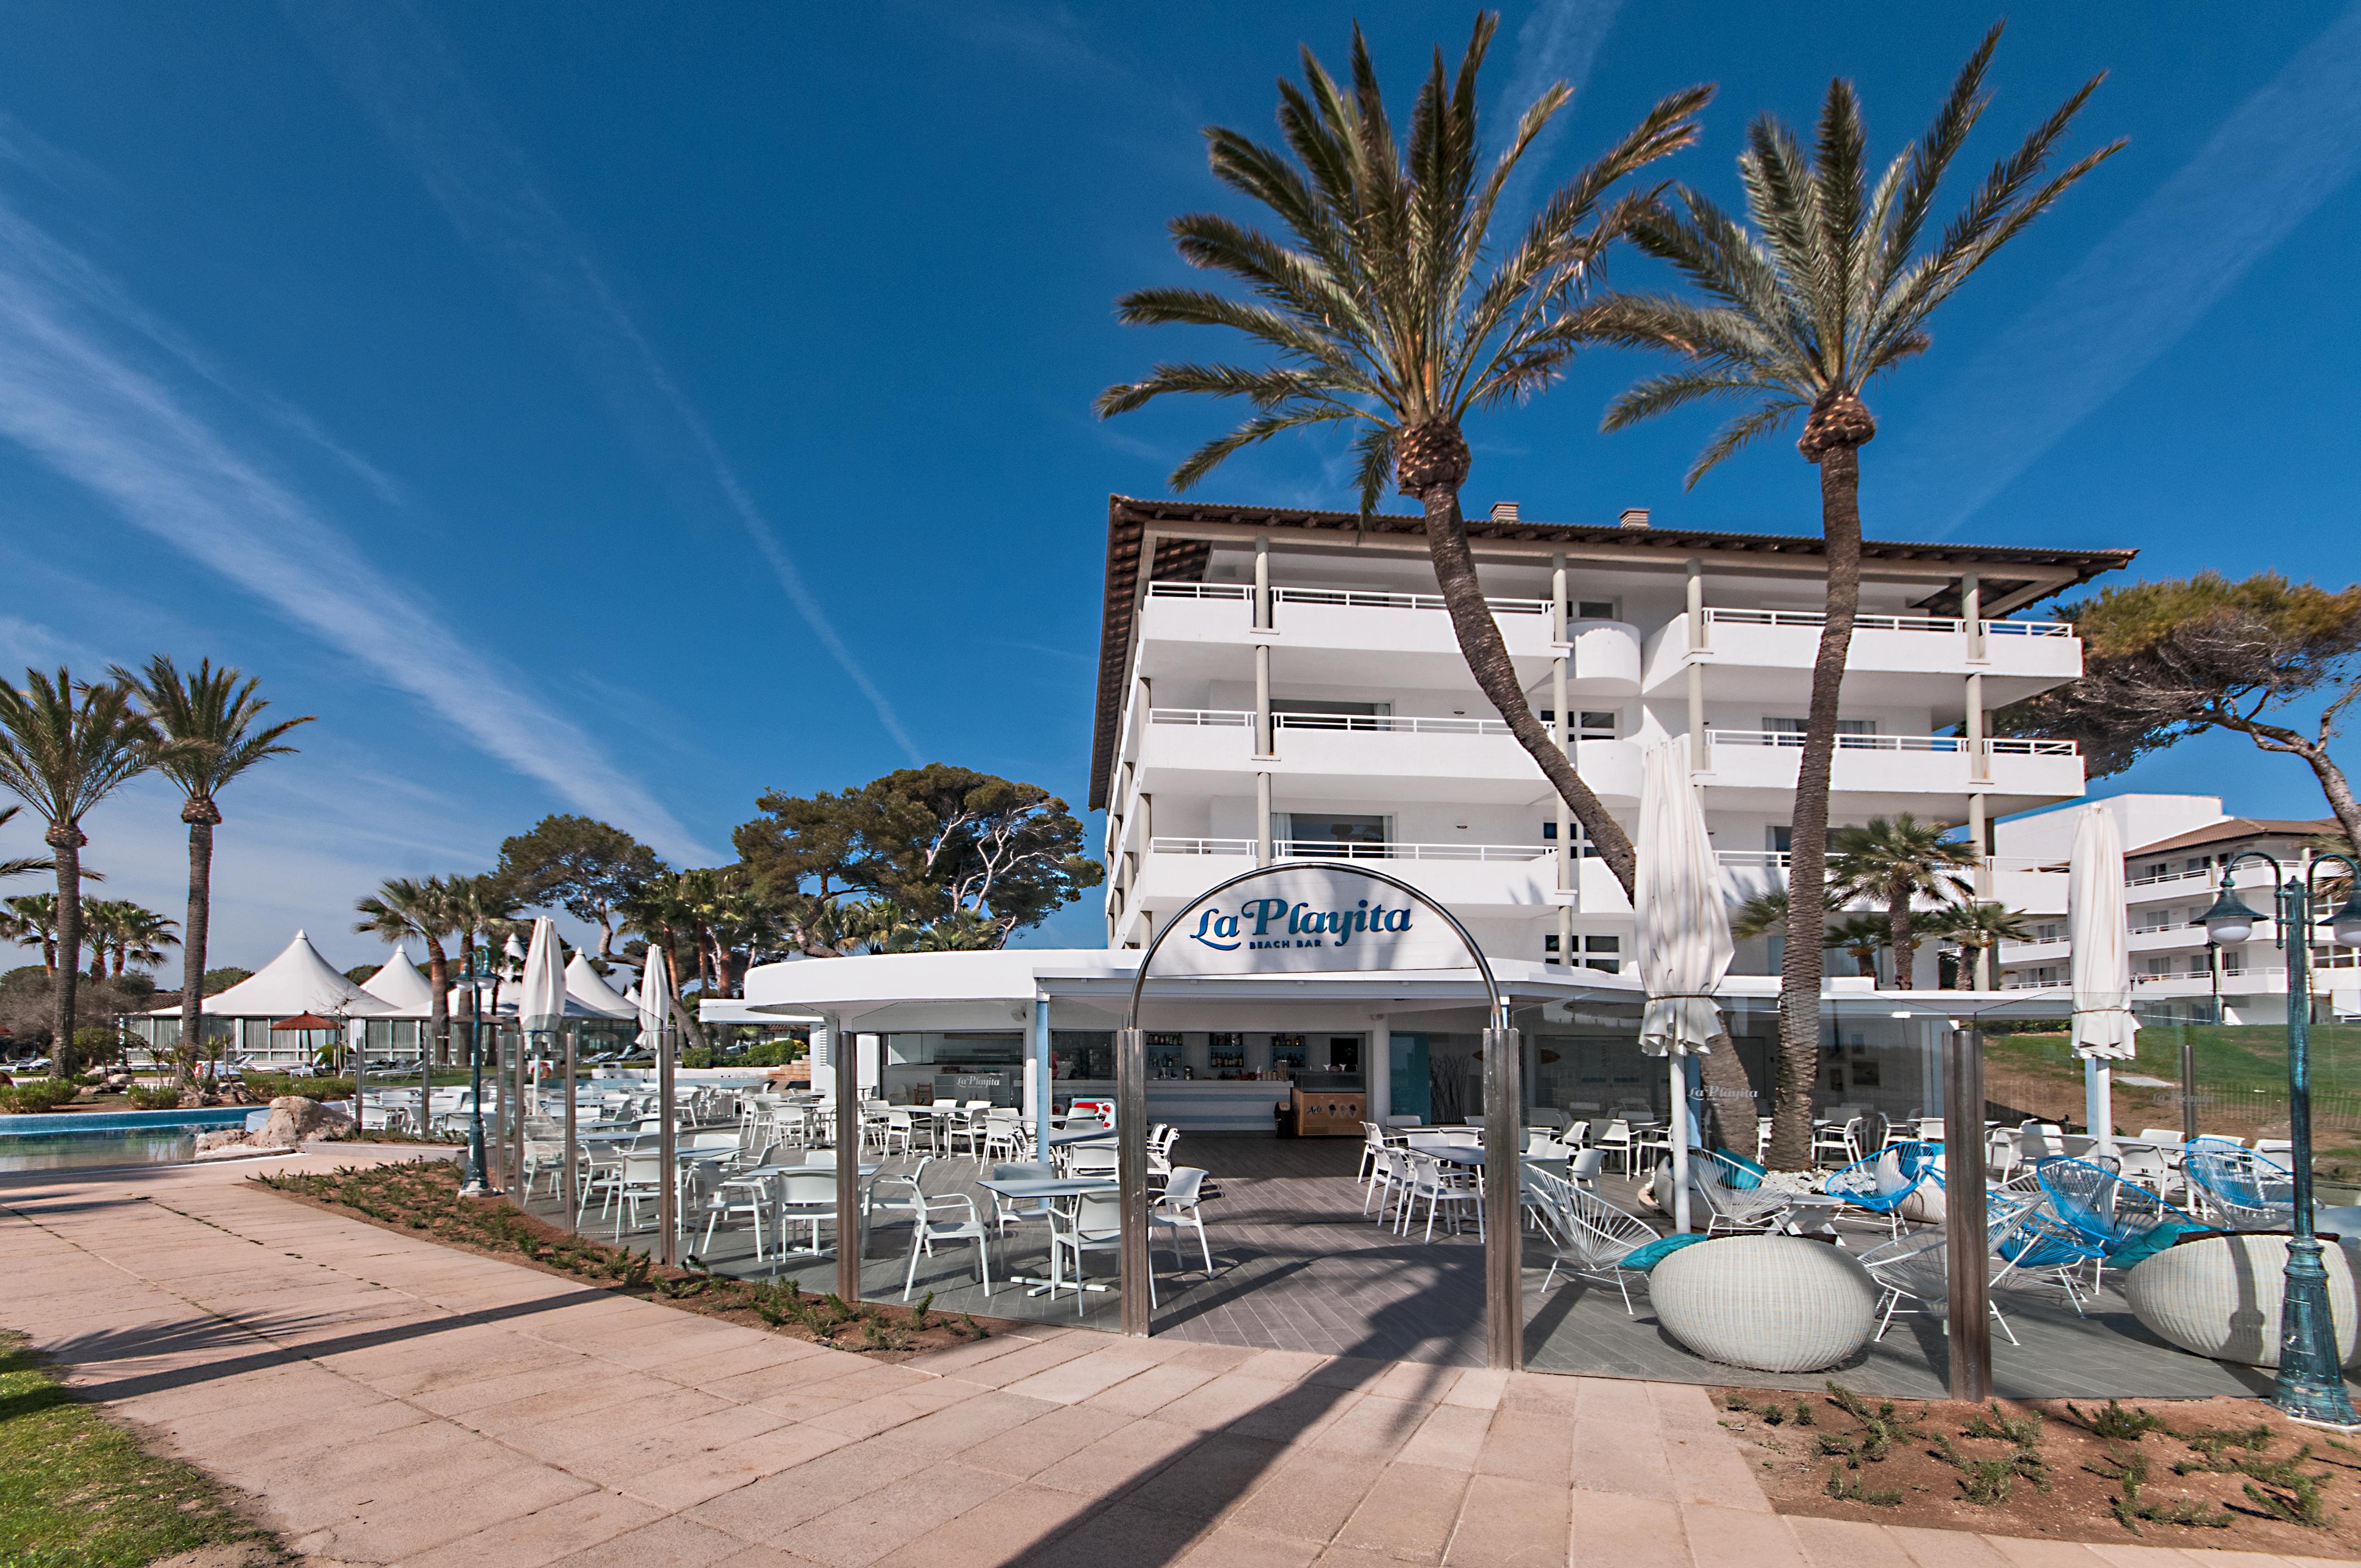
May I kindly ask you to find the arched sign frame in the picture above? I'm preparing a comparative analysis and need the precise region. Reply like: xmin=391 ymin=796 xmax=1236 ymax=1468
xmin=1117 ymin=863 xmax=1527 ymax=1368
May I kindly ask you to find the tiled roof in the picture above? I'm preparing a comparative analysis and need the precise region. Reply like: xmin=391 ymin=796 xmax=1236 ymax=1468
xmin=2128 ymin=817 xmax=2344 ymax=857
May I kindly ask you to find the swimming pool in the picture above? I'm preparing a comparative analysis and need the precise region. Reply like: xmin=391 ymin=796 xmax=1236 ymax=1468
xmin=0 ymin=1106 xmax=265 ymax=1174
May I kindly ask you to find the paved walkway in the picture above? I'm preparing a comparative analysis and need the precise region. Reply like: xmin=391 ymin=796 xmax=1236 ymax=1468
xmin=0 ymin=1152 xmax=2344 ymax=1568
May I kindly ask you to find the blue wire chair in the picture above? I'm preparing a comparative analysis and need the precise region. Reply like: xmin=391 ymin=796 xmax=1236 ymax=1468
xmin=1824 ymin=1140 xmax=1938 ymax=1239
xmin=1989 ymin=1191 xmax=2109 ymax=1314
xmin=2035 ymin=1156 xmax=2196 ymax=1287
xmin=2181 ymin=1137 xmax=2296 ymax=1231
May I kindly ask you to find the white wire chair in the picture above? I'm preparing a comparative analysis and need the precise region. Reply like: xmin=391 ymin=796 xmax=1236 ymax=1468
xmin=1524 ymin=1167 xmax=1659 ymax=1315
xmin=1857 ymin=1201 xmax=2034 ymax=1346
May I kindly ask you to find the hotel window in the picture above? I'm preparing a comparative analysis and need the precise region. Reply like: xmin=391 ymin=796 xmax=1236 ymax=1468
xmin=1769 ymin=826 xmax=1792 ymax=854
xmin=2034 ymin=922 xmax=2061 ymax=943
xmin=1278 ymin=813 xmax=1389 ymax=857
xmin=1575 ymin=600 xmax=1617 ymax=620
xmin=1540 ymin=821 xmax=1598 ymax=857
xmin=1271 ymin=698 xmax=1389 ymax=725
xmin=1544 ymin=934 xmax=1622 ymax=972
xmin=1536 ymin=709 xmax=1618 ymax=739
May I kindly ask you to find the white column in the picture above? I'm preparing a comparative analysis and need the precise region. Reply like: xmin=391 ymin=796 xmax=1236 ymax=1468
xmin=1030 ymin=997 xmax=1051 ymax=1162
xmin=1685 ymin=558 xmax=1708 ymax=772
xmin=1369 ymin=1016 xmax=1391 ymax=1125
xmin=1256 ymin=772 xmax=1273 ymax=865
xmin=1962 ymin=571 xmax=1984 ymax=661
xmin=1968 ymin=792 xmax=1992 ymax=989
xmin=812 ymin=1019 xmax=833 ymax=1104
xmin=1255 ymin=645 xmax=1274 ymax=760
xmin=1551 ymin=551 xmax=1568 ymax=643
xmin=1254 ymin=532 xmax=1272 ymax=630
xmin=1553 ymin=654 xmax=1573 ymax=894
xmin=1966 ymin=671 xmax=1988 ymax=783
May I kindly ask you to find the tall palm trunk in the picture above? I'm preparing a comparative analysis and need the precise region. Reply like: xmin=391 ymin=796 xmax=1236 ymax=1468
xmin=47 ymin=824 xmax=83 ymax=1071
xmin=1411 ymin=461 xmax=1639 ymax=894
xmin=1769 ymin=425 xmax=1868 ymax=1171
xmin=422 ymin=938 xmax=450 ymax=1068
xmin=1885 ymin=873 xmax=1917 ymax=990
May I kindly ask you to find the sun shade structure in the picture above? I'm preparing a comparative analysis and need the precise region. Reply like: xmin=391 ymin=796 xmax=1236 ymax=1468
xmin=638 ymin=947 xmax=675 ymax=1052
xmin=359 ymin=946 xmax=437 ymax=1016
xmin=564 ymin=951 xmax=639 ymax=1019
xmin=268 ymin=1012 xmax=341 ymax=1031
xmin=2069 ymin=805 xmax=2139 ymax=1156
xmin=519 ymin=918 xmax=566 ymax=1033
xmin=148 ymin=930 xmax=395 ymax=1021
xmin=1634 ymin=736 xmax=1733 ymax=1236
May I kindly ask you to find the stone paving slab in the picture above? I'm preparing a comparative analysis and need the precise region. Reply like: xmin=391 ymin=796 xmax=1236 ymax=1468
xmin=0 ymin=1152 xmax=2347 ymax=1568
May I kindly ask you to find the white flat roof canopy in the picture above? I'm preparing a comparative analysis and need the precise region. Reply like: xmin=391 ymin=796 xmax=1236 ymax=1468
xmin=737 ymin=948 xmax=2074 ymax=1029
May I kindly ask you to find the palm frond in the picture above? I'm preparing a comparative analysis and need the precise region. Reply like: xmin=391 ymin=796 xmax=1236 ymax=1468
xmin=1349 ymin=422 xmax=1401 ymax=519
xmin=1682 ymin=401 xmax=1804 ymax=488
xmin=1168 ymin=406 xmax=1358 ymax=493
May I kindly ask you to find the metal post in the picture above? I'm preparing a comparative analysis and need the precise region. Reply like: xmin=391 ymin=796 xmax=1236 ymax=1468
xmin=1668 ymin=1054 xmax=1692 ymax=1235
xmin=509 ymin=1026 xmax=527 ymax=1205
xmin=461 ymin=967 xmax=491 ymax=1194
xmin=420 ymin=1006 xmax=434 ymax=1148
xmin=1032 ymin=998 xmax=1052 ymax=1164
xmin=1117 ymin=1024 xmax=1151 ymax=1336
xmin=2180 ymin=1022 xmax=2199 ymax=1151
xmin=657 ymin=1023 xmax=677 ymax=1268
xmin=562 ymin=1023 xmax=579 ymax=1229
xmin=351 ymin=1017 xmax=365 ymax=1136
xmin=2272 ymin=870 xmax=2357 ymax=1425
xmin=831 ymin=1012 xmax=860 ymax=1303
xmin=1483 ymin=1008 xmax=1523 ymax=1371
xmin=1944 ymin=1028 xmax=1992 ymax=1401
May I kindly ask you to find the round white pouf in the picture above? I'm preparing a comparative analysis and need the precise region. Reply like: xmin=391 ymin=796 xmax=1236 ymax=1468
xmin=1651 ymin=1235 xmax=1880 ymax=1374
xmin=2124 ymin=1234 xmax=2361 ymax=1370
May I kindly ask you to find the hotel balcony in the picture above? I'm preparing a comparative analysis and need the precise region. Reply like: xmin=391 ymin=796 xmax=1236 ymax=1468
xmin=1119 ymin=836 xmax=1631 ymax=922
xmin=1139 ymin=581 xmax=1641 ymax=694
xmin=1130 ymin=708 xmax=1645 ymax=807
xmin=1642 ymin=608 xmax=2080 ymax=706
xmin=1698 ymin=728 xmax=2083 ymax=816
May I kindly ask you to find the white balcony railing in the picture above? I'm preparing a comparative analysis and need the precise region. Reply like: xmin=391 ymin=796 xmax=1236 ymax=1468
xmin=2128 ymin=866 xmax=2216 ymax=889
xmin=1710 ymin=729 xmax=2079 ymax=756
xmin=1145 ymin=581 xmax=1551 ymax=616
xmin=1149 ymin=836 xmax=1551 ymax=863
xmin=1703 ymin=607 xmax=2072 ymax=637
xmin=1143 ymin=708 xmax=1519 ymax=737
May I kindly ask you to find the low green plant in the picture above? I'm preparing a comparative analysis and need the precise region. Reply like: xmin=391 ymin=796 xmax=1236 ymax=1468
xmin=2094 ymin=1449 xmax=2234 ymax=1535
xmin=1825 ymin=1466 xmax=1901 ymax=1506
xmin=2173 ymin=1422 xmax=2276 ymax=1473
xmin=0 ymin=1077 xmax=80 ymax=1113
xmin=1932 ymin=1434 xmax=2048 ymax=1505
xmin=126 ymin=1083 xmax=182 ymax=1110
xmin=1961 ymin=1403 xmax=2042 ymax=1447
xmin=2239 ymin=1445 xmax=2332 ymax=1527
xmin=2069 ymin=1399 xmax=2169 ymax=1442
xmin=1819 ymin=1382 xmax=1925 ymax=1466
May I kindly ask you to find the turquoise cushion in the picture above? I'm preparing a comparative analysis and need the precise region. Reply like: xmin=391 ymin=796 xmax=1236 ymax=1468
xmin=2112 ymin=1219 xmax=2213 ymax=1272
xmin=1713 ymin=1150 xmax=1767 ymax=1190
xmin=1621 ymin=1233 xmax=1712 ymax=1271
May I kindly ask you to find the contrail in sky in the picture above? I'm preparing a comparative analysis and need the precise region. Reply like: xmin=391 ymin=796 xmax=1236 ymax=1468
xmin=0 ymin=201 xmax=712 ymax=863
xmin=1881 ymin=2 xmax=2361 ymax=533
xmin=281 ymin=1 xmax=926 ymax=765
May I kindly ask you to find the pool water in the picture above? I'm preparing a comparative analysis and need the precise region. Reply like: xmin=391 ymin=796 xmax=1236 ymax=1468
xmin=0 ymin=1129 xmax=204 ymax=1172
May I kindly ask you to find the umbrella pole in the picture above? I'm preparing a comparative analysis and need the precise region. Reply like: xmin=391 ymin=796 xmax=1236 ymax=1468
xmin=1944 ymin=1027 xmax=1992 ymax=1401
xmin=1669 ymin=1054 xmax=1691 ymax=1235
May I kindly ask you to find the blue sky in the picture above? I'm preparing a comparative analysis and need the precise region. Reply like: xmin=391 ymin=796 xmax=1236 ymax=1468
xmin=0 ymin=1 xmax=2354 ymax=976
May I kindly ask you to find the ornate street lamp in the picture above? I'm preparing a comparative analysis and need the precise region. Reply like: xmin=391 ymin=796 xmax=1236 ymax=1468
xmin=454 ymin=944 xmax=497 ymax=1196
xmin=2202 ymin=851 xmax=2361 ymax=1427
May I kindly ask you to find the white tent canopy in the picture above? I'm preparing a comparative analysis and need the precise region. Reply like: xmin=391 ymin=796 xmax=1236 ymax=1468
xmin=148 ymin=930 xmax=396 ymax=1020
xmin=359 ymin=946 xmax=437 ymax=1017
xmin=565 ymin=952 xmax=638 ymax=1019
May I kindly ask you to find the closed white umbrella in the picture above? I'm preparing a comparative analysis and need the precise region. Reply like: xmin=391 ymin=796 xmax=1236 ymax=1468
xmin=1636 ymin=736 xmax=1734 ymax=1234
xmin=2069 ymin=805 xmax=2138 ymax=1157
xmin=638 ymin=947 xmax=673 ymax=1054
xmin=519 ymin=918 xmax=566 ymax=1032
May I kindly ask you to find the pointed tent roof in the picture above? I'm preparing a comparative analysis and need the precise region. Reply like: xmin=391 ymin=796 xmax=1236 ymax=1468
xmin=149 ymin=930 xmax=396 ymax=1019
xmin=565 ymin=951 xmax=639 ymax=1020
xmin=360 ymin=946 xmax=438 ymax=1017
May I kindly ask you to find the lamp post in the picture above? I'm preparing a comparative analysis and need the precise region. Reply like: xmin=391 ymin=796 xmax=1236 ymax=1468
xmin=2202 ymin=850 xmax=2361 ymax=1427
xmin=455 ymin=943 xmax=496 ymax=1196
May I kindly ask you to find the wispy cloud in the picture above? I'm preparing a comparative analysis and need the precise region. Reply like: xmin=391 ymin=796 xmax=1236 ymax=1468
xmin=1495 ymin=0 xmax=1625 ymax=211
xmin=1881 ymin=2 xmax=2361 ymax=532
xmin=0 ymin=202 xmax=713 ymax=864
xmin=281 ymin=1 xmax=925 ymax=765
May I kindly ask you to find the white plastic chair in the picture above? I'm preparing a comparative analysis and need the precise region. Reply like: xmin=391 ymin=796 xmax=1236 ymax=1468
xmin=1048 ymin=1190 xmax=1134 ymax=1314
xmin=904 ymin=1192 xmax=992 ymax=1298
xmin=1151 ymin=1167 xmax=1214 ymax=1276
xmin=1594 ymin=1119 xmax=1636 ymax=1175
xmin=772 ymin=1169 xmax=837 ymax=1259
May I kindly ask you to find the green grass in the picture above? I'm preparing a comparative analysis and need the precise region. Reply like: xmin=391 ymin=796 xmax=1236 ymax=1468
xmin=1986 ymin=1023 xmax=2361 ymax=1093
xmin=0 ymin=1335 xmax=283 ymax=1567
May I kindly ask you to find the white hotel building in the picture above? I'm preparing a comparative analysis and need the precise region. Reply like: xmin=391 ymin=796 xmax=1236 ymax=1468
xmin=1094 ymin=494 xmax=2126 ymax=985
xmin=743 ymin=496 xmax=2132 ymax=1132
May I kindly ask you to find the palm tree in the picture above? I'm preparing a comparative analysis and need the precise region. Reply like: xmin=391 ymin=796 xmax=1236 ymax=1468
xmin=1824 ymin=914 xmax=1890 ymax=981
xmin=0 ymin=804 xmax=58 ymax=881
xmin=356 ymin=876 xmax=462 ymax=1066
xmin=1935 ymin=900 xmax=2033 ymax=992
xmin=0 ymin=891 xmax=57 ymax=971
xmin=101 ymin=902 xmax=178 ymax=977
xmin=0 ymin=669 xmax=160 ymax=1059
xmin=115 ymin=657 xmax=312 ymax=1082
xmin=1827 ymin=815 xmax=1977 ymax=989
xmin=1587 ymin=27 xmax=2118 ymax=1167
xmin=1095 ymin=17 xmax=1710 ymax=896
xmin=1729 ymin=888 xmax=1790 ymax=944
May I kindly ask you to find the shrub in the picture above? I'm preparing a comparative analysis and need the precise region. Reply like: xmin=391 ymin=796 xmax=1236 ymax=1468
xmin=0 ymin=1079 xmax=81 ymax=1114
xmin=127 ymin=1085 xmax=182 ymax=1110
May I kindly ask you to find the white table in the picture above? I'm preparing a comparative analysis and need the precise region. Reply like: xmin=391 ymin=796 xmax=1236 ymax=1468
xmin=977 ymin=1176 xmax=1119 ymax=1295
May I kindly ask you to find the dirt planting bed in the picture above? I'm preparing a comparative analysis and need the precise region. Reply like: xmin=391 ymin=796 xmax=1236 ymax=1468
xmin=1723 ymin=1379 xmax=2361 ymax=1555
xmin=253 ymin=1156 xmax=999 ymax=1360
